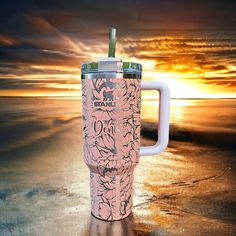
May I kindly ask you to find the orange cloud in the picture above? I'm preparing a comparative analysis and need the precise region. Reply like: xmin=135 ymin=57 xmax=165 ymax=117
xmin=0 ymin=35 xmax=18 ymax=46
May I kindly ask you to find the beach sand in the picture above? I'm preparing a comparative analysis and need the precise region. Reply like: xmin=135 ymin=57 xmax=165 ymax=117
xmin=0 ymin=115 xmax=235 ymax=235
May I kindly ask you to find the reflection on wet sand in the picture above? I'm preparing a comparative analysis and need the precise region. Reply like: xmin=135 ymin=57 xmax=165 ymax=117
xmin=89 ymin=214 xmax=134 ymax=236
xmin=0 ymin=98 xmax=235 ymax=235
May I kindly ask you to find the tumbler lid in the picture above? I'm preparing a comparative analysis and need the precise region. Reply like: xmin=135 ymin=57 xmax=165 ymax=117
xmin=81 ymin=61 xmax=142 ymax=74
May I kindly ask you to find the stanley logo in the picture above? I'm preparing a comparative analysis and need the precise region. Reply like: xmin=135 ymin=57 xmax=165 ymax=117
xmin=94 ymin=90 xmax=116 ymax=107
xmin=94 ymin=101 xmax=116 ymax=107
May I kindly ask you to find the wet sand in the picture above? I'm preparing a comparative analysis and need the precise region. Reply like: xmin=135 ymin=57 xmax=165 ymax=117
xmin=0 ymin=117 xmax=235 ymax=235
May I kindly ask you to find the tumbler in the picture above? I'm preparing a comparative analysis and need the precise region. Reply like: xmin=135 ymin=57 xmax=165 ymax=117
xmin=81 ymin=28 xmax=170 ymax=221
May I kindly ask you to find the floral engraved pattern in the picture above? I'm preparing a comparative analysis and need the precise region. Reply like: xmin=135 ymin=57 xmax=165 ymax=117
xmin=82 ymin=78 xmax=141 ymax=220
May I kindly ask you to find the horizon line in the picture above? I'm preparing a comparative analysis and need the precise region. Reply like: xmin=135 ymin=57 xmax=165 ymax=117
xmin=0 ymin=96 xmax=235 ymax=100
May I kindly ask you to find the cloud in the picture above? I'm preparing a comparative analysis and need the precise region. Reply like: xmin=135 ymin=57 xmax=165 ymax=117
xmin=0 ymin=35 xmax=18 ymax=46
xmin=0 ymin=0 xmax=236 ymax=96
xmin=0 ymin=41 xmax=84 ymax=67
xmin=1 ymin=1 xmax=236 ymax=37
xmin=0 ymin=78 xmax=79 ymax=91
xmin=201 ymin=77 xmax=236 ymax=87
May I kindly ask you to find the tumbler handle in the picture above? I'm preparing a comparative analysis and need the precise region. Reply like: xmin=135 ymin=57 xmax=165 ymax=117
xmin=140 ymin=81 xmax=170 ymax=156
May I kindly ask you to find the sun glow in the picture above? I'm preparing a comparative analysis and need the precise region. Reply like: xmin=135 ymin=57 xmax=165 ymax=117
xmin=0 ymin=20 xmax=235 ymax=98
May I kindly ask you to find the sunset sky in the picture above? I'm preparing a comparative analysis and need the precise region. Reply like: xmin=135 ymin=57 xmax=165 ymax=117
xmin=0 ymin=0 xmax=236 ymax=98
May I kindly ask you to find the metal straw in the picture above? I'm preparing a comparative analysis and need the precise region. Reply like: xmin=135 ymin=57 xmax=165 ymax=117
xmin=108 ymin=28 xmax=116 ymax=57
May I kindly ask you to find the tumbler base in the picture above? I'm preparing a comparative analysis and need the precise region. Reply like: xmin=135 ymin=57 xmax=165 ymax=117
xmin=91 ymin=211 xmax=131 ymax=222
xmin=90 ymin=172 xmax=134 ymax=221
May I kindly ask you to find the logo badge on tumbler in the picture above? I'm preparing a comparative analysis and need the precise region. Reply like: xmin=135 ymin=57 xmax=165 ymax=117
xmin=94 ymin=79 xmax=116 ymax=107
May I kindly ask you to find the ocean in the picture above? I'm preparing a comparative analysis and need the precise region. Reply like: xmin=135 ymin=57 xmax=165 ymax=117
xmin=0 ymin=97 xmax=235 ymax=153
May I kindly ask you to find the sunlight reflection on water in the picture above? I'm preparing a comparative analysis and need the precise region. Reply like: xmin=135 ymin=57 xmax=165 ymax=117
xmin=141 ymin=98 xmax=236 ymax=131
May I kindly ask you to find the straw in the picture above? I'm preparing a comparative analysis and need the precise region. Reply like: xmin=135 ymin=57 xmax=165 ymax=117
xmin=108 ymin=28 xmax=116 ymax=57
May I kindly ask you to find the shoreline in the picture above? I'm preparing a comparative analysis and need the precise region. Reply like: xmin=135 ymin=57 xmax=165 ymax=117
xmin=141 ymin=121 xmax=236 ymax=150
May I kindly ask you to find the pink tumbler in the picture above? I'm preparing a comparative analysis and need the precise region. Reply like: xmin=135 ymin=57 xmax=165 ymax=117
xmin=81 ymin=28 xmax=170 ymax=221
